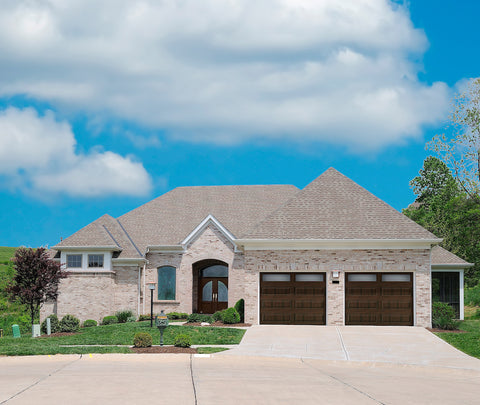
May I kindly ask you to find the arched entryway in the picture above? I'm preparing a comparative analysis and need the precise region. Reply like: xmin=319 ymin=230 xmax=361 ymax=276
xmin=193 ymin=259 xmax=228 ymax=314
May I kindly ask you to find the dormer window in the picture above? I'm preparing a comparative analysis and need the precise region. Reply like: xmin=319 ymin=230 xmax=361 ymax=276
xmin=88 ymin=254 xmax=104 ymax=268
xmin=67 ymin=254 xmax=82 ymax=268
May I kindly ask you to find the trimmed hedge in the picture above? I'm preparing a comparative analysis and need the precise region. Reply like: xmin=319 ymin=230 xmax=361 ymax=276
xmin=174 ymin=334 xmax=192 ymax=348
xmin=187 ymin=313 xmax=212 ymax=323
xmin=60 ymin=314 xmax=80 ymax=332
xmin=102 ymin=315 xmax=118 ymax=325
xmin=41 ymin=314 xmax=60 ymax=334
xmin=167 ymin=312 xmax=189 ymax=320
xmin=212 ymin=311 xmax=223 ymax=322
xmin=138 ymin=314 xmax=151 ymax=321
xmin=83 ymin=319 xmax=97 ymax=328
xmin=133 ymin=332 xmax=152 ymax=348
xmin=221 ymin=307 xmax=240 ymax=324
xmin=234 ymin=299 xmax=245 ymax=323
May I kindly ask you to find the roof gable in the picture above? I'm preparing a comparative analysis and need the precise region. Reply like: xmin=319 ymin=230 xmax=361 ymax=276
xmin=245 ymin=168 xmax=437 ymax=240
xmin=431 ymin=246 xmax=472 ymax=267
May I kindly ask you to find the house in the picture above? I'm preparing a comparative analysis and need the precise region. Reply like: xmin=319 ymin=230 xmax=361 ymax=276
xmin=43 ymin=168 xmax=471 ymax=326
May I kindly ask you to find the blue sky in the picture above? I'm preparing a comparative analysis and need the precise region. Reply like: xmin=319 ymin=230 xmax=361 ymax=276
xmin=0 ymin=0 xmax=479 ymax=248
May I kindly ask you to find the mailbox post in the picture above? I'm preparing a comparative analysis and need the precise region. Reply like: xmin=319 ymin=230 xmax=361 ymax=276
xmin=155 ymin=310 xmax=169 ymax=346
xmin=147 ymin=282 xmax=156 ymax=328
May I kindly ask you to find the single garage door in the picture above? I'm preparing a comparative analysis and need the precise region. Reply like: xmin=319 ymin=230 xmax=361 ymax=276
xmin=345 ymin=272 xmax=413 ymax=326
xmin=260 ymin=273 xmax=326 ymax=325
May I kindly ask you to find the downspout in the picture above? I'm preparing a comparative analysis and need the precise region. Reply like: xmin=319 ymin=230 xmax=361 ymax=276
xmin=143 ymin=248 xmax=148 ymax=315
xmin=137 ymin=265 xmax=141 ymax=317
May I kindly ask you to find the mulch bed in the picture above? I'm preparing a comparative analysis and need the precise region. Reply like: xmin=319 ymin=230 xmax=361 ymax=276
xmin=131 ymin=346 xmax=198 ymax=354
xmin=427 ymin=327 xmax=467 ymax=333
xmin=185 ymin=322 xmax=251 ymax=327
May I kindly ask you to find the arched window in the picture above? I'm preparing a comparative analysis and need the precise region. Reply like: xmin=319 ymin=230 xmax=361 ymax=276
xmin=157 ymin=266 xmax=176 ymax=300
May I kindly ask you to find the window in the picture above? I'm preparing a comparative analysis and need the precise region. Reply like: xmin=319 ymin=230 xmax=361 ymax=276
xmin=158 ymin=266 xmax=176 ymax=300
xmin=348 ymin=274 xmax=376 ymax=282
xmin=262 ymin=274 xmax=290 ymax=282
xmin=67 ymin=254 xmax=82 ymax=268
xmin=88 ymin=254 xmax=104 ymax=268
xmin=296 ymin=274 xmax=324 ymax=282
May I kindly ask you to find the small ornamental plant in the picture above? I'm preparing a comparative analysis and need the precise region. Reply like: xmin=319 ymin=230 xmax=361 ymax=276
xmin=134 ymin=332 xmax=153 ymax=348
xmin=221 ymin=307 xmax=240 ymax=324
xmin=432 ymin=302 xmax=459 ymax=330
xmin=41 ymin=314 xmax=60 ymax=334
xmin=174 ymin=334 xmax=192 ymax=348
xmin=102 ymin=315 xmax=118 ymax=325
xmin=234 ymin=299 xmax=245 ymax=323
xmin=115 ymin=310 xmax=134 ymax=323
xmin=60 ymin=314 xmax=80 ymax=332
xmin=83 ymin=319 xmax=97 ymax=328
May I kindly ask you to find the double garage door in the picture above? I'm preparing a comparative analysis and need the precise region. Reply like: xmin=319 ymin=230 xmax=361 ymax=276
xmin=260 ymin=272 xmax=413 ymax=326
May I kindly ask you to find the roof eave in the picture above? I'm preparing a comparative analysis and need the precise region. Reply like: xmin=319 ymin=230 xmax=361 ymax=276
xmin=52 ymin=245 xmax=121 ymax=252
xmin=432 ymin=263 xmax=474 ymax=269
xmin=235 ymin=238 xmax=442 ymax=251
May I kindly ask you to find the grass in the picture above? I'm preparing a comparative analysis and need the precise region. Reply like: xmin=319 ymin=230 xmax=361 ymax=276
xmin=0 ymin=247 xmax=34 ymax=336
xmin=434 ymin=319 xmax=480 ymax=359
xmin=0 ymin=321 xmax=245 ymax=356
xmin=197 ymin=347 xmax=229 ymax=354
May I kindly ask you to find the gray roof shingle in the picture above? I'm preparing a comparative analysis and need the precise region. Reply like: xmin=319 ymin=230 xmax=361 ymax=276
xmin=245 ymin=168 xmax=438 ymax=240
xmin=431 ymin=246 xmax=472 ymax=266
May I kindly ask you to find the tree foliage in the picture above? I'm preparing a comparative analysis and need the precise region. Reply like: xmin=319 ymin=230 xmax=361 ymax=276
xmin=428 ymin=78 xmax=480 ymax=199
xmin=404 ymin=157 xmax=480 ymax=286
xmin=6 ymin=247 xmax=67 ymax=325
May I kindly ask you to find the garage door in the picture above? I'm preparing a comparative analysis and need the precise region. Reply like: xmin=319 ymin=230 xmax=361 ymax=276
xmin=345 ymin=273 xmax=413 ymax=326
xmin=260 ymin=273 xmax=326 ymax=325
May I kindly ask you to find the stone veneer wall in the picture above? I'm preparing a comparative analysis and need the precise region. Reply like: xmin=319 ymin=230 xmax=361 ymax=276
xmin=41 ymin=266 xmax=140 ymax=323
xmin=243 ymin=249 xmax=431 ymax=327
xmin=143 ymin=224 xmax=245 ymax=316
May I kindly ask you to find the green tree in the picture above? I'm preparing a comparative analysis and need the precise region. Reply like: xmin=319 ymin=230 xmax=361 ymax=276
xmin=6 ymin=247 xmax=67 ymax=325
xmin=428 ymin=78 xmax=480 ymax=199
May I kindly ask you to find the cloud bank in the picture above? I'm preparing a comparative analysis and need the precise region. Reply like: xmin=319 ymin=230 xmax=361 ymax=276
xmin=0 ymin=108 xmax=152 ymax=197
xmin=0 ymin=0 xmax=449 ymax=149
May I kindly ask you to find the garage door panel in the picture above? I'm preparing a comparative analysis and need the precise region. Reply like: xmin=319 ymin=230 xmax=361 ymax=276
xmin=346 ymin=272 xmax=413 ymax=326
xmin=260 ymin=273 xmax=326 ymax=325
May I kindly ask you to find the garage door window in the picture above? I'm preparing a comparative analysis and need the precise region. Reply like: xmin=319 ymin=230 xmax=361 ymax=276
xmin=348 ymin=274 xmax=376 ymax=282
xmin=262 ymin=274 xmax=290 ymax=282
xmin=296 ymin=274 xmax=324 ymax=282
xmin=382 ymin=274 xmax=411 ymax=282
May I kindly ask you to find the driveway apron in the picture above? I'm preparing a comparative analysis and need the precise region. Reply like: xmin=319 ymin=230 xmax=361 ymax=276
xmin=221 ymin=325 xmax=480 ymax=370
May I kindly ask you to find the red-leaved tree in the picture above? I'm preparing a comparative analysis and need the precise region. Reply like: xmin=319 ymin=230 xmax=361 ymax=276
xmin=7 ymin=247 xmax=67 ymax=325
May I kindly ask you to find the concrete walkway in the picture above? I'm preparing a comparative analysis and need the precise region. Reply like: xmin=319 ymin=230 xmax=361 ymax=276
xmin=220 ymin=325 xmax=480 ymax=370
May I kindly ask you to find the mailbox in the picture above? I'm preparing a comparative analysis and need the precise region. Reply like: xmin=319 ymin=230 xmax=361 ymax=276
xmin=155 ymin=310 xmax=169 ymax=346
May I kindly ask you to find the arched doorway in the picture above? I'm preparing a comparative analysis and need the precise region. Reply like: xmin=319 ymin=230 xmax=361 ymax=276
xmin=194 ymin=260 xmax=228 ymax=314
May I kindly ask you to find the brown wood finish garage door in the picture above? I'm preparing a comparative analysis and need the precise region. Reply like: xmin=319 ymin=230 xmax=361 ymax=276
xmin=260 ymin=273 xmax=326 ymax=325
xmin=345 ymin=273 xmax=413 ymax=326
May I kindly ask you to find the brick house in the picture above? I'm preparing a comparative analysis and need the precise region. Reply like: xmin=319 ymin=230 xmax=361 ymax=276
xmin=43 ymin=168 xmax=471 ymax=326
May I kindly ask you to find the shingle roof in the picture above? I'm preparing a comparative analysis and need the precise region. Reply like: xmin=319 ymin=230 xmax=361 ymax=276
xmin=245 ymin=168 xmax=438 ymax=240
xmin=118 ymin=184 xmax=300 ymax=253
xmin=55 ymin=214 xmax=143 ymax=258
xmin=431 ymin=246 xmax=472 ymax=266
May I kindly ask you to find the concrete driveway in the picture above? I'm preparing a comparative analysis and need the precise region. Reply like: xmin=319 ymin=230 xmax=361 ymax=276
xmin=221 ymin=325 xmax=480 ymax=370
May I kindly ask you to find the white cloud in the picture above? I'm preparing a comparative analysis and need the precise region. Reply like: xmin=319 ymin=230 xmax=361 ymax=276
xmin=0 ymin=107 xmax=152 ymax=197
xmin=0 ymin=0 xmax=450 ymax=149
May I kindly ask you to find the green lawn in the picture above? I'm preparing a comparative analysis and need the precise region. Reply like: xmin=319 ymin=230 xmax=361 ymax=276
xmin=0 ymin=321 xmax=245 ymax=356
xmin=435 ymin=319 xmax=480 ymax=359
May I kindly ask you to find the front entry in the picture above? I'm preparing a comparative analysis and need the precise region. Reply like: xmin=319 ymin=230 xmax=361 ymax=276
xmin=197 ymin=264 xmax=228 ymax=314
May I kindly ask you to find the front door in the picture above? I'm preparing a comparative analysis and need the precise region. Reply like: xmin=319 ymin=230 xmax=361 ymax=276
xmin=198 ymin=278 xmax=228 ymax=314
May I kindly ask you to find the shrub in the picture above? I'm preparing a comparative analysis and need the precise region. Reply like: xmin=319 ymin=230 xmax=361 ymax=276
xmin=126 ymin=316 xmax=136 ymax=323
xmin=40 ymin=314 xmax=60 ymax=334
xmin=432 ymin=302 xmax=460 ymax=330
xmin=83 ymin=319 xmax=97 ymax=328
xmin=234 ymin=299 xmax=245 ymax=323
xmin=102 ymin=315 xmax=118 ymax=325
xmin=133 ymin=332 xmax=152 ymax=348
xmin=116 ymin=310 xmax=134 ymax=323
xmin=167 ymin=312 xmax=188 ymax=320
xmin=187 ymin=313 xmax=212 ymax=323
xmin=174 ymin=334 xmax=192 ymax=348
xmin=221 ymin=307 xmax=240 ymax=324
xmin=138 ymin=314 xmax=151 ymax=321
xmin=59 ymin=314 xmax=80 ymax=332
xmin=212 ymin=311 xmax=223 ymax=322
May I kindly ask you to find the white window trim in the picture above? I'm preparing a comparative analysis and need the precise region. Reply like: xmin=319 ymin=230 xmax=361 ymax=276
xmin=61 ymin=251 xmax=112 ymax=271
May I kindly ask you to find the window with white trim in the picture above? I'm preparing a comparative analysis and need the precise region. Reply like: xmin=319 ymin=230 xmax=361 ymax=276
xmin=88 ymin=254 xmax=104 ymax=268
xmin=67 ymin=254 xmax=82 ymax=268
